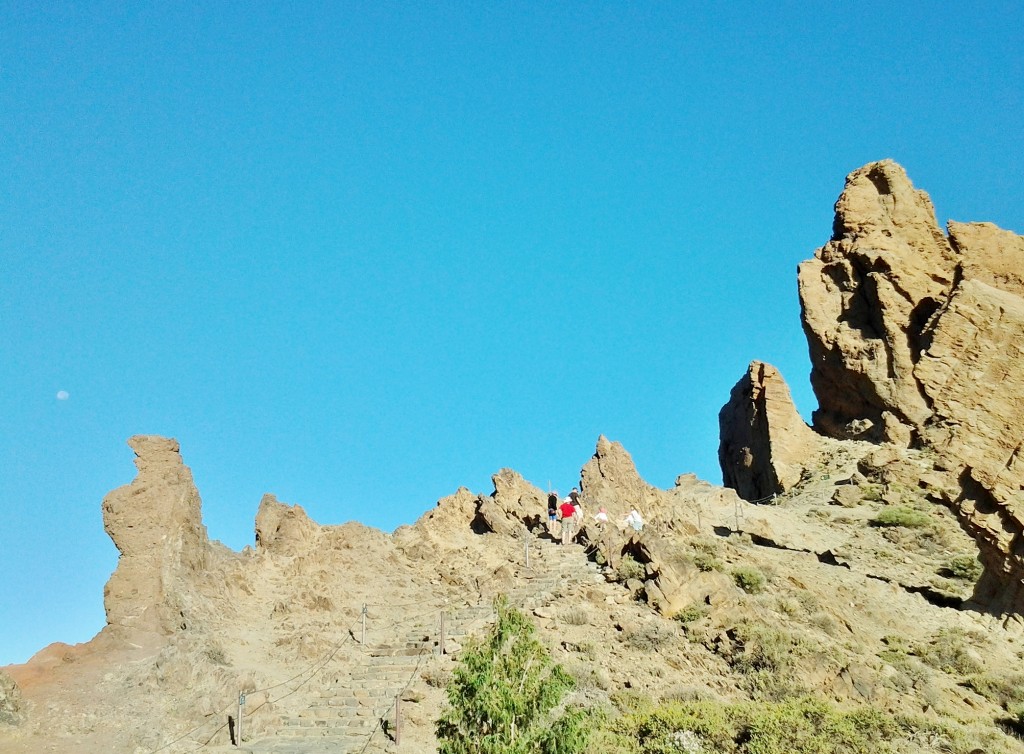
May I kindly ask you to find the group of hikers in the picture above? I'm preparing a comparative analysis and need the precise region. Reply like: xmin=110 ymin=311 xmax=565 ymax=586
xmin=545 ymin=487 xmax=644 ymax=545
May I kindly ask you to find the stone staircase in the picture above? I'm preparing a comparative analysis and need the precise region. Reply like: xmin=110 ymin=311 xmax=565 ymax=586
xmin=246 ymin=538 xmax=605 ymax=753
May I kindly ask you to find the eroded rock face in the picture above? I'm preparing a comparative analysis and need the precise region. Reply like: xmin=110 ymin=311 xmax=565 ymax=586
xmin=255 ymin=493 xmax=320 ymax=553
xmin=797 ymin=160 xmax=958 ymax=443
xmin=719 ymin=361 xmax=823 ymax=500
xmin=101 ymin=436 xmax=212 ymax=635
xmin=793 ymin=160 xmax=1024 ymax=612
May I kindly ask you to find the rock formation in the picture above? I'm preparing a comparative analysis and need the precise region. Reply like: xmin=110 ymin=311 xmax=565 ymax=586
xmin=724 ymin=158 xmax=1024 ymax=614
xmin=101 ymin=435 xmax=217 ymax=636
xmin=718 ymin=360 xmax=824 ymax=500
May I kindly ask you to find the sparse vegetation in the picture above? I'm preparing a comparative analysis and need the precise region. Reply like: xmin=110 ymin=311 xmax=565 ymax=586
xmin=726 ymin=621 xmax=810 ymax=701
xmin=673 ymin=605 xmax=708 ymax=625
xmin=945 ymin=554 xmax=983 ymax=581
xmin=915 ymin=628 xmax=986 ymax=677
xmin=625 ymin=621 xmax=677 ymax=652
xmin=872 ymin=507 xmax=931 ymax=529
xmin=600 ymin=695 xmax=969 ymax=754
xmin=617 ymin=554 xmax=647 ymax=582
xmin=692 ymin=553 xmax=723 ymax=572
xmin=965 ymin=671 xmax=1024 ymax=709
xmin=561 ymin=606 xmax=590 ymax=626
xmin=731 ymin=566 xmax=766 ymax=594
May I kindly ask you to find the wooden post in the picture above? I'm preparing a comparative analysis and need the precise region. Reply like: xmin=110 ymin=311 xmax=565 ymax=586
xmin=439 ymin=610 xmax=446 ymax=655
xmin=237 ymin=692 xmax=245 ymax=746
xmin=361 ymin=603 xmax=367 ymax=645
xmin=395 ymin=695 xmax=402 ymax=746
xmin=524 ymin=529 xmax=530 ymax=569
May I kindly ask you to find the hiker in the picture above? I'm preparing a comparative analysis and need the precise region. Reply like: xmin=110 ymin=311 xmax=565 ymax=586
xmin=569 ymin=487 xmax=582 ymax=520
xmin=620 ymin=508 xmax=644 ymax=533
xmin=593 ymin=506 xmax=609 ymax=527
xmin=547 ymin=492 xmax=559 ymax=537
xmin=559 ymin=495 xmax=577 ymax=545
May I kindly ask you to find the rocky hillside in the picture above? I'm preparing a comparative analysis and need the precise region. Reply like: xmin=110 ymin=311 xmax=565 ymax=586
xmin=4 ymin=161 xmax=1024 ymax=754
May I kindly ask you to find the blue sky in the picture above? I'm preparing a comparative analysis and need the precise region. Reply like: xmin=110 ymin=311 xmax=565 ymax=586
xmin=1 ymin=2 xmax=1021 ymax=665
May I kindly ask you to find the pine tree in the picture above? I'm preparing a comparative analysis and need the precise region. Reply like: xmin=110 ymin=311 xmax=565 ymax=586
xmin=436 ymin=597 xmax=591 ymax=754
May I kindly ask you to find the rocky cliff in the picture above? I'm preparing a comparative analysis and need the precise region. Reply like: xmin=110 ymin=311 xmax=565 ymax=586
xmin=721 ymin=159 xmax=1024 ymax=615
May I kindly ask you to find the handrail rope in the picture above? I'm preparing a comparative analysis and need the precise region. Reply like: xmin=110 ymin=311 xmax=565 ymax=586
xmin=161 ymin=601 xmax=475 ymax=752
xmin=248 ymin=612 xmax=363 ymax=695
xmin=149 ymin=613 xmax=362 ymax=754
xmin=356 ymin=645 xmax=432 ymax=754
xmin=364 ymin=595 xmax=449 ymax=609
xmin=147 ymin=698 xmax=237 ymax=754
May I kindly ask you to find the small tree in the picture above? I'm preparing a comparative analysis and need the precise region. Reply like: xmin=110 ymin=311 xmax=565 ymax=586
xmin=436 ymin=597 xmax=591 ymax=754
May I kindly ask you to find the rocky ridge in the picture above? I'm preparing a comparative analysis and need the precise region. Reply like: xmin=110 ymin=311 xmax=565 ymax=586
xmin=4 ymin=161 xmax=1024 ymax=754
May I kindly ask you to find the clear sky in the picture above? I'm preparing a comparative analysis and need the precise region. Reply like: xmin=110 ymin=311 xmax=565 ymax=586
xmin=2 ymin=2 xmax=1021 ymax=666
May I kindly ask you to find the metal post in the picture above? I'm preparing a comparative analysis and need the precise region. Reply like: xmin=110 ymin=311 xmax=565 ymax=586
xmin=361 ymin=603 xmax=367 ymax=645
xmin=237 ymin=692 xmax=245 ymax=746
xmin=524 ymin=530 xmax=530 ymax=569
xmin=439 ymin=610 xmax=446 ymax=655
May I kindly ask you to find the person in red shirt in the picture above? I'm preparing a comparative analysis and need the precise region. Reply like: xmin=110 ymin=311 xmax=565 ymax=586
xmin=559 ymin=498 xmax=576 ymax=545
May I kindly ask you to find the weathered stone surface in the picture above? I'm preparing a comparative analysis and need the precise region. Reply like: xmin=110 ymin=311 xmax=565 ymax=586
xmin=797 ymin=159 xmax=957 ymax=442
xmin=0 ymin=669 xmax=23 ymax=726
xmin=793 ymin=160 xmax=1024 ymax=613
xmin=101 ymin=436 xmax=212 ymax=635
xmin=719 ymin=360 xmax=823 ymax=500
xmin=254 ymin=493 xmax=320 ymax=553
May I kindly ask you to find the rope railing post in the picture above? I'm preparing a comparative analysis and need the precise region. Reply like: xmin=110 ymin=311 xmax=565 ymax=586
xmin=524 ymin=527 xmax=530 ymax=568
xmin=361 ymin=603 xmax=367 ymax=645
xmin=237 ymin=691 xmax=245 ymax=747
xmin=395 ymin=695 xmax=402 ymax=746
xmin=439 ymin=610 xmax=446 ymax=655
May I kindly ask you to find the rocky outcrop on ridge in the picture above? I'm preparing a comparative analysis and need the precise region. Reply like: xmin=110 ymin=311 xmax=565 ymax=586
xmin=101 ymin=435 xmax=219 ymax=636
xmin=718 ymin=361 xmax=826 ymax=500
xmin=723 ymin=159 xmax=1024 ymax=614
xmin=5 ymin=431 xmax=1024 ymax=754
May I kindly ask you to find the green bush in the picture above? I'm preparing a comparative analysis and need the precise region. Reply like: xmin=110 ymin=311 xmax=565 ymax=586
xmin=692 ymin=553 xmax=723 ymax=572
xmin=731 ymin=566 xmax=766 ymax=594
xmin=965 ymin=671 xmax=1024 ymax=708
xmin=617 ymin=554 xmax=647 ymax=582
xmin=673 ymin=605 xmax=708 ymax=625
xmin=945 ymin=554 xmax=982 ymax=581
xmin=915 ymin=629 xmax=985 ymax=677
xmin=608 ymin=696 xmax=913 ymax=753
xmin=872 ymin=507 xmax=931 ymax=528
xmin=436 ymin=597 xmax=593 ymax=754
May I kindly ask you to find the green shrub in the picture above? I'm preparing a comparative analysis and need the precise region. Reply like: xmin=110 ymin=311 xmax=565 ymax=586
xmin=674 ymin=605 xmax=708 ymax=625
xmin=965 ymin=671 xmax=1024 ymax=708
xmin=436 ymin=597 xmax=593 ymax=754
xmin=915 ymin=629 xmax=985 ymax=677
xmin=872 ymin=507 xmax=931 ymax=528
xmin=945 ymin=554 xmax=982 ymax=581
xmin=608 ymin=696 xmax=913 ymax=753
xmin=692 ymin=553 xmax=723 ymax=572
xmin=617 ymin=554 xmax=647 ymax=582
xmin=731 ymin=566 xmax=766 ymax=594
xmin=727 ymin=622 xmax=810 ymax=701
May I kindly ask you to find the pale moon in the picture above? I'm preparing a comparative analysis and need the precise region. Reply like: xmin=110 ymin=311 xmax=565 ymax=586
xmin=56 ymin=390 xmax=69 ymax=401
